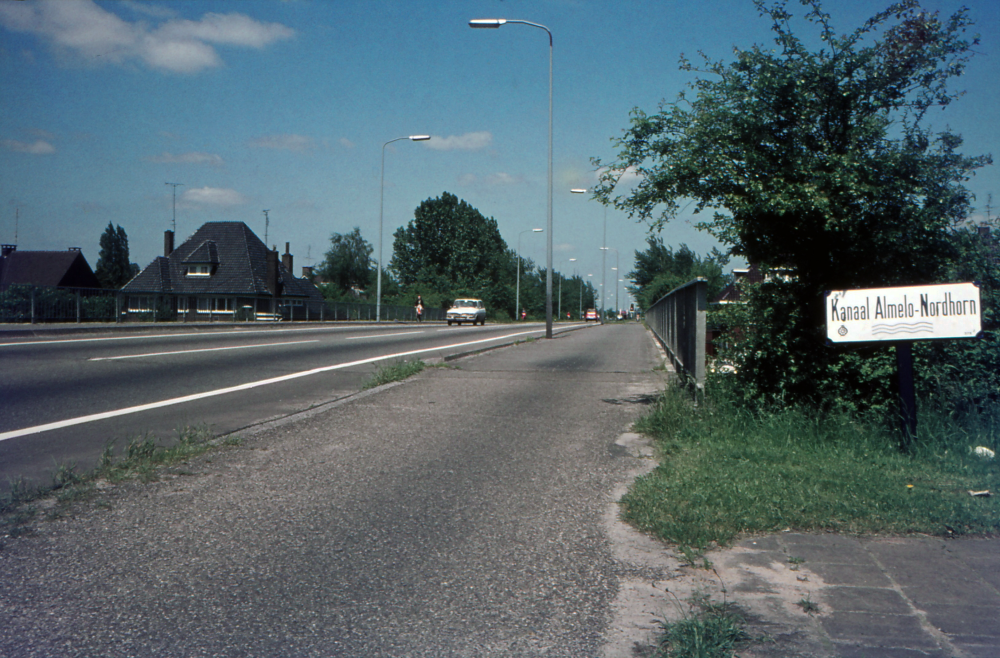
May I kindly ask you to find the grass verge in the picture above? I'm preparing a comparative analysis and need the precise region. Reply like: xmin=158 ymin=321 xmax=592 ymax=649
xmin=622 ymin=382 xmax=1000 ymax=550
xmin=363 ymin=359 xmax=425 ymax=389
xmin=1 ymin=425 xmax=239 ymax=537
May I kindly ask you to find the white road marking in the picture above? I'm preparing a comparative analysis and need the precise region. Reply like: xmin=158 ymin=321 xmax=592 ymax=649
xmin=0 ymin=328 xmax=547 ymax=442
xmin=345 ymin=331 xmax=424 ymax=340
xmin=88 ymin=340 xmax=319 ymax=362
xmin=0 ymin=326 xmax=336 ymax=348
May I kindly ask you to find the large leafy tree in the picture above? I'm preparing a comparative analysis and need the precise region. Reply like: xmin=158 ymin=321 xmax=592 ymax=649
xmin=318 ymin=227 xmax=375 ymax=297
xmin=629 ymin=237 xmax=730 ymax=311
xmin=391 ymin=192 xmax=516 ymax=315
xmin=595 ymin=0 xmax=991 ymax=409
xmin=95 ymin=222 xmax=138 ymax=289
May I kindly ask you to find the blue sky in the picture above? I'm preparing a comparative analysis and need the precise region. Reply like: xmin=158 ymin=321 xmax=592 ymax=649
xmin=2 ymin=0 xmax=997 ymax=308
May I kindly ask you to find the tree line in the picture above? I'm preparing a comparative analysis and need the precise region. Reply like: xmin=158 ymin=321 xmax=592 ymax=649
xmin=316 ymin=192 xmax=597 ymax=320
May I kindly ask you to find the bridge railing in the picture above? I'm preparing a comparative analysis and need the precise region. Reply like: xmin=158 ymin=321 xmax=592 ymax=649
xmin=645 ymin=278 xmax=707 ymax=388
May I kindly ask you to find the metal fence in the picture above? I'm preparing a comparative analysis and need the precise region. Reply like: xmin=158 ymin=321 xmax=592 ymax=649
xmin=646 ymin=278 xmax=707 ymax=388
xmin=0 ymin=284 xmax=447 ymax=324
xmin=0 ymin=284 xmax=119 ymax=323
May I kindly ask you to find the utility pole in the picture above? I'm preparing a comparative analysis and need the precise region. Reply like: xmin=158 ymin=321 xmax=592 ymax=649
xmin=165 ymin=183 xmax=183 ymax=233
xmin=263 ymin=209 xmax=270 ymax=246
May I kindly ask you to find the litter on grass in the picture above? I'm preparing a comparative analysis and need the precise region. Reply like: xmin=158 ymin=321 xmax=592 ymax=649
xmin=972 ymin=446 xmax=995 ymax=460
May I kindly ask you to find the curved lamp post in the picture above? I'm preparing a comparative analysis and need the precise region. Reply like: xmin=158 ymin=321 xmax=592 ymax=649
xmin=378 ymin=134 xmax=430 ymax=322
xmin=516 ymin=228 xmax=543 ymax=320
xmin=471 ymin=18 xmax=553 ymax=338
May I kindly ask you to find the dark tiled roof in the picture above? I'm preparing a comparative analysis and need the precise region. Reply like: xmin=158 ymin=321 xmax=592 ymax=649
xmin=183 ymin=240 xmax=220 ymax=264
xmin=0 ymin=249 xmax=101 ymax=289
xmin=123 ymin=222 xmax=320 ymax=299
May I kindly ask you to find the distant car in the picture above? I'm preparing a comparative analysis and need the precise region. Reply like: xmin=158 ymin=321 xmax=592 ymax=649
xmin=584 ymin=308 xmax=599 ymax=322
xmin=447 ymin=298 xmax=486 ymax=326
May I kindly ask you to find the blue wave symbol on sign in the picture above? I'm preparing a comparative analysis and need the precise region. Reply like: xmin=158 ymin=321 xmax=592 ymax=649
xmin=871 ymin=322 xmax=934 ymax=335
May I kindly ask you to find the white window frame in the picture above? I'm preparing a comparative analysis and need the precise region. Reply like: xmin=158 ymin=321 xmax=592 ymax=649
xmin=186 ymin=264 xmax=211 ymax=277
xmin=128 ymin=296 xmax=152 ymax=312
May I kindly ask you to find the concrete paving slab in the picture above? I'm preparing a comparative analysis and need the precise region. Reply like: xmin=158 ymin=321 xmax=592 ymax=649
xmin=821 ymin=611 xmax=940 ymax=647
xmin=806 ymin=562 xmax=895 ymax=588
xmin=821 ymin=586 xmax=912 ymax=614
xmin=922 ymin=604 xmax=1000 ymax=637
xmin=831 ymin=645 xmax=956 ymax=658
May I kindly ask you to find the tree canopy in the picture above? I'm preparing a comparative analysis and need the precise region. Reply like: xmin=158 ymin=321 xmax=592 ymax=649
xmin=595 ymin=0 xmax=993 ymax=410
xmin=94 ymin=222 xmax=138 ymax=289
xmin=629 ymin=238 xmax=730 ymax=311
xmin=318 ymin=227 xmax=374 ymax=298
xmin=391 ymin=192 xmax=517 ymax=314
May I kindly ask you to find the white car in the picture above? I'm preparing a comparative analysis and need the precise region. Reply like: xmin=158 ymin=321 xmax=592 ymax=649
xmin=447 ymin=298 xmax=486 ymax=326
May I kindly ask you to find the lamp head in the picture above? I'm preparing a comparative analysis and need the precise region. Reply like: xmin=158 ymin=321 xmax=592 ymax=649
xmin=570 ymin=188 xmax=587 ymax=194
xmin=469 ymin=18 xmax=506 ymax=28
xmin=533 ymin=228 xmax=543 ymax=232
xmin=409 ymin=135 xmax=431 ymax=141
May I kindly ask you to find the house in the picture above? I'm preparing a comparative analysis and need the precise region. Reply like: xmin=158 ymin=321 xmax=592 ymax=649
xmin=0 ymin=245 xmax=101 ymax=290
xmin=121 ymin=222 xmax=323 ymax=321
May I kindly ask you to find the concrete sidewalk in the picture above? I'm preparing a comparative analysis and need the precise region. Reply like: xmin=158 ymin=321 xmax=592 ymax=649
xmin=606 ymin=431 xmax=1000 ymax=658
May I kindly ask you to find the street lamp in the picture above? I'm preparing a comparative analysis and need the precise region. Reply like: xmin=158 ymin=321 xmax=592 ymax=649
xmin=568 ymin=257 xmax=578 ymax=320
xmin=378 ymin=134 xmax=430 ymax=323
xmin=571 ymin=187 xmax=608 ymax=324
xmin=471 ymin=17 xmax=553 ymax=338
xmin=602 ymin=246 xmax=619 ymax=318
xmin=516 ymin=228 xmax=543 ymax=320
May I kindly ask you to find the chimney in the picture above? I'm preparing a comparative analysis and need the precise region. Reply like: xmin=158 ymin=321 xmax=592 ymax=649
xmin=282 ymin=242 xmax=293 ymax=273
xmin=301 ymin=266 xmax=313 ymax=280
xmin=1 ymin=244 xmax=15 ymax=257
xmin=266 ymin=248 xmax=280 ymax=295
xmin=164 ymin=230 xmax=174 ymax=257
xmin=978 ymin=226 xmax=991 ymax=239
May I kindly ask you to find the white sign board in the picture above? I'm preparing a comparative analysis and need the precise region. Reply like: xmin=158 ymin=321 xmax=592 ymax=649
xmin=826 ymin=282 xmax=982 ymax=343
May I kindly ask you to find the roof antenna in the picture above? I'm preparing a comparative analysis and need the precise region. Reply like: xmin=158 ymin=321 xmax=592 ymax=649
xmin=14 ymin=207 xmax=18 ymax=244
xmin=165 ymin=182 xmax=183 ymax=233
xmin=263 ymin=209 xmax=270 ymax=246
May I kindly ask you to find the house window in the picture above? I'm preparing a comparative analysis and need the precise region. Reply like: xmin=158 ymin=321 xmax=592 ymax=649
xmin=186 ymin=264 xmax=211 ymax=277
xmin=177 ymin=297 xmax=189 ymax=312
xmin=196 ymin=297 xmax=234 ymax=313
xmin=128 ymin=296 xmax=152 ymax=312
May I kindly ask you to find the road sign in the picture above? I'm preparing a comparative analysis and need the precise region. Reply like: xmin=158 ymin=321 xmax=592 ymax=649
xmin=826 ymin=282 xmax=982 ymax=344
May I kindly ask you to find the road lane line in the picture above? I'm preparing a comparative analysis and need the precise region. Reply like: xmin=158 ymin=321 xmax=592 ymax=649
xmin=346 ymin=331 xmax=424 ymax=340
xmin=0 ymin=328 xmax=548 ymax=442
xmin=88 ymin=340 xmax=319 ymax=362
xmin=0 ymin=326 xmax=349 ymax=348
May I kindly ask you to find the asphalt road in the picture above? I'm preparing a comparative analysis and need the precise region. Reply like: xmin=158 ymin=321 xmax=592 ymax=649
xmin=1 ymin=322 xmax=579 ymax=488
xmin=0 ymin=322 xmax=665 ymax=657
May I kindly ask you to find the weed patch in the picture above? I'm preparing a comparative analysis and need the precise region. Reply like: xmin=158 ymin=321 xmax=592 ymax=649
xmin=622 ymin=384 xmax=1000 ymax=551
xmin=363 ymin=359 xmax=425 ymax=389
xmin=2 ymin=425 xmax=236 ymax=536
xmin=655 ymin=591 xmax=750 ymax=658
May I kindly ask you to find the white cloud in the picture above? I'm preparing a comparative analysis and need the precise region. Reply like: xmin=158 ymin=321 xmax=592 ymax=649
xmin=250 ymin=134 xmax=314 ymax=152
xmin=1 ymin=139 xmax=55 ymax=154
xmin=425 ymin=131 xmax=492 ymax=151
xmin=0 ymin=0 xmax=294 ymax=74
xmin=155 ymin=13 xmax=294 ymax=48
xmin=339 ymin=137 xmax=355 ymax=149
xmin=147 ymin=151 xmax=224 ymax=166
xmin=456 ymin=171 xmax=524 ymax=188
xmin=486 ymin=172 xmax=521 ymax=186
xmin=182 ymin=186 xmax=246 ymax=206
